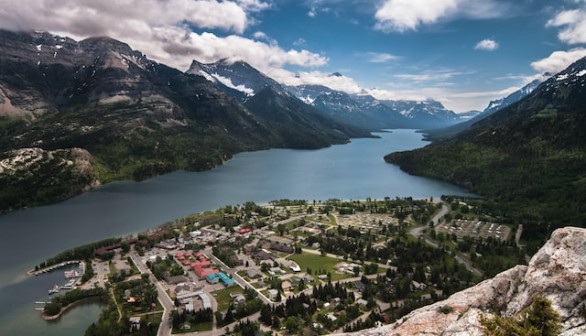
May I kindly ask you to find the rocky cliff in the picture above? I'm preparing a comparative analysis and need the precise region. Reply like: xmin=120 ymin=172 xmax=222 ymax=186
xmin=334 ymin=226 xmax=586 ymax=336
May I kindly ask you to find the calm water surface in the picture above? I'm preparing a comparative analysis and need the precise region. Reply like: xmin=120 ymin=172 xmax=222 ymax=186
xmin=0 ymin=129 xmax=473 ymax=335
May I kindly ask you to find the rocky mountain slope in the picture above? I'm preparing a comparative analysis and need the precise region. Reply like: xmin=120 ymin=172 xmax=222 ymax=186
xmin=334 ymin=226 xmax=586 ymax=336
xmin=386 ymin=56 xmax=586 ymax=245
xmin=0 ymin=29 xmax=368 ymax=212
xmin=187 ymin=58 xmax=369 ymax=144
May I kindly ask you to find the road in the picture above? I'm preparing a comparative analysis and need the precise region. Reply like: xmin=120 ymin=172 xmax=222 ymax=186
xmin=408 ymin=203 xmax=483 ymax=277
xmin=129 ymin=252 xmax=174 ymax=336
xmin=202 ymin=249 xmax=274 ymax=307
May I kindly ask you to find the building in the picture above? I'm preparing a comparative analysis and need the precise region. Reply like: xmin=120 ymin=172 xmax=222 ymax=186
xmin=246 ymin=269 xmax=263 ymax=279
xmin=206 ymin=272 xmax=236 ymax=287
xmin=238 ymin=227 xmax=253 ymax=234
xmin=270 ymin=243 xmax=294 ymax=254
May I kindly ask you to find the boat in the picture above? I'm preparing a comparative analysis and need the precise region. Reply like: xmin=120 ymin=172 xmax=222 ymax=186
xmin=64 ymin=270 xmax=81 ymax=278
xmin=48 ymin=285 xmax=60 ymax=295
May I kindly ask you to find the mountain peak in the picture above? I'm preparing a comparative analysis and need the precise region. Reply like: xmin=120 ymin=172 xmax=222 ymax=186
xmin=329 ymin=72 xmax=343 ymax=77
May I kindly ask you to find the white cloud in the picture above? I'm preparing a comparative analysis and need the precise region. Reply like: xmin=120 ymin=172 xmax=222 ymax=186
xmin=366 ymin=52 xmax=399 ymax=63
xmin=474 ymin=39 xmax=499 ymax=51
xmin=393 ymin=70 xmax=469 ymax=83
xmin=374 ymin=0 xmax=510 ymax=32
xmin=530 ymin=48 xmax=586 ymax=74
xmin=0 ymin=0 xmax=265 ymax=35
xmin=0 ymin=0 xmax=329 ymax=76
xmin=368 ymin=86 xmax=517 ymax=112
xmin=293 ymin=38 xmax=307 ymax=46
xmin=252 ymin=31 xmax=277 ymax=45
xmin=276 ymin=70 xmax=363 ymax=94
xmin=547 ymin=8 xmax=586 ymax=44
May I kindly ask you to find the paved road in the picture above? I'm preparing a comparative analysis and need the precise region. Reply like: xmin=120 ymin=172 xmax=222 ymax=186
xmin=202 ymin=249 xmax=274 ymax=307
xmin=408 ymin=203 xmax=483 ymax=277
xmin=301 ymin=248 xmax=391 ymax=270
xmin=129 ymin=252 xmax=174 ymax=336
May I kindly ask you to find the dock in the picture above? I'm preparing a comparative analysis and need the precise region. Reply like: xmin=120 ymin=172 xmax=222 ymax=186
xmin=29 ymin=260 xmax=82 ymax=276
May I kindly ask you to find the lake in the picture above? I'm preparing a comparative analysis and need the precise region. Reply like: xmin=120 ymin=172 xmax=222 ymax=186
xmin=0 ymin=129 xmax=473 ymax=335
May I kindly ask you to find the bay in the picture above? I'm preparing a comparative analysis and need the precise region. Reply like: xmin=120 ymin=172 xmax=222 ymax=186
xmin=0 ymin=129 xmax=474 ymax=335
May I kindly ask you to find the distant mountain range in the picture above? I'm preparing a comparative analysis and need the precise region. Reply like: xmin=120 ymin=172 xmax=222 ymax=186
xmin=0 ymin=29 xmax=368 ymax=211
xmin=386 ymin=56 xmax=586 ymax=243
xmin=424 ymin=79 xmax=543 ymax=140
xmin=192 ymin=59 xmax=465 ymax=131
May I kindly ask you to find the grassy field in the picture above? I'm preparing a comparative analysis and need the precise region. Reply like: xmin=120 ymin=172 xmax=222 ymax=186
xmin=213 ymin=286 xmax=244 ymax=312
xmin=288 ymin=252 xmax=352 ymax=281
xmin=173 ymin=321 xmax=213 ymax=334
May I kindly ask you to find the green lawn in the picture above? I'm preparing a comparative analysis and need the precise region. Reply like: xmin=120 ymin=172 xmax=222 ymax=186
xmin=213 ymin=287 xmax=244 ymax=312
xmin=173 ymin=321 xmax=213 ymax=334
xmin=288 ymin=253 xmax=352 ymax=281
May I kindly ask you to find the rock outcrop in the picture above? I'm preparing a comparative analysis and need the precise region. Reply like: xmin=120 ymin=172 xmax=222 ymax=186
xmin=334 ymin=227 xmax=586 ymax=336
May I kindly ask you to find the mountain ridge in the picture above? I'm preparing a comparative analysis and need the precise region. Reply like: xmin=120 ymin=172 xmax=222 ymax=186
xmin=0 ymin=29 xmax=369 ymax=212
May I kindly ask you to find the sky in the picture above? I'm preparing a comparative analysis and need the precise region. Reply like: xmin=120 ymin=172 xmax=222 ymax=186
xmin=1 ymin=0 xmax=586 ymax=112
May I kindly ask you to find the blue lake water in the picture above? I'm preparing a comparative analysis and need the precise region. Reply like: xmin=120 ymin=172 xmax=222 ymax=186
xmin=0 ymin=129 xmax=473 ymax=335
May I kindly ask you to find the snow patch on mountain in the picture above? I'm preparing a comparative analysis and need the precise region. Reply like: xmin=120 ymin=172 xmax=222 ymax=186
xmin=210 ymin=73 xmax=255 ymax=96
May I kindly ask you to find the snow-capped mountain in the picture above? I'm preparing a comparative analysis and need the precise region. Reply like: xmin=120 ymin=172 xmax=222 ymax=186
xmin=380 ymin=99 xmax=461 ymax=129
xmin=187 ymin=59 xmax=284 ymax=100
xmin=285 ymin=84 xmax=338 ymax=104
xmin=310 ymin=91 xmax=409 ymax=130
xmin=483 ymin=79 xmax=543 ymax=115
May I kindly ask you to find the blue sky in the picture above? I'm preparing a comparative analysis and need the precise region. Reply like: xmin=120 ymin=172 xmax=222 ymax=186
xmin=2 ymin=0 xmax=586 ymax=111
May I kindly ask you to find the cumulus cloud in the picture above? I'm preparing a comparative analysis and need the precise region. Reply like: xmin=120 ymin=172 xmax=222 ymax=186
xmin=474 ymin=39 xmax=499 ymax=51
xmin=0 ymin=0 xmax=261 ymax=35
xmin=530 ymin=48 xmax=586 ymax=74
xmin=276 ymin=70 xmax=363 ymax=94
xmin=374 ymin=0 xmax=510 ymax=32
xmin=0 ymin=0 xmax=330 ymax=75
xmin=547 ymin=8 xmax=586 ymax=44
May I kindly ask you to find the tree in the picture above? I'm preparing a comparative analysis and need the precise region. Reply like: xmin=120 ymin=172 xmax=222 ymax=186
xmin=260 ymin=305 xmax=272 ymax=325
xmin=481 ymin=296 xmax=561 ymax=336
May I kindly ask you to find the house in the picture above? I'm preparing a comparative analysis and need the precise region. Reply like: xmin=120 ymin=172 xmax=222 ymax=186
xmin=246 ymin=269 xmax=263 ymax=279
xmin=238 ymin=227 xmax=253 ymax=234
xmin=199 ymin=293 xmax=212 ymax=309
xmin=289 ymin=276 xmax=301 ymax=286
xmin=356 ymin=299 xmax=368 ymax=306
xmin=267 ymin=289 xmax=279 ymax=299
xmin=281 ymin=281 xmax=292 ymax=293
xmin=166 ymin=275 xmax=188 ymax=285
xmin=326 ymin=313 xmax=337 ymax=322
xmin=207 ymin=272 xmax=236 ymax=287
xmin=255 ymin=250 xmax=274 ymax=261
xmin=354 ymin=281 xmax=366 ymax=292
xmin=270 ymin=243 xmax=294 ymax=254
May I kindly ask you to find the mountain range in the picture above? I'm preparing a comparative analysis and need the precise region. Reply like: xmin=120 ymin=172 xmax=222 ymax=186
xmin=386 ymin=55 xmax=586 ymax=246
xmin=0 ymin=29 xmax=369 ymax=211
xmin=191 ymin=58 xmax=464 ymax=131
xmin=0 ymin=29 xmax=564 ymax=213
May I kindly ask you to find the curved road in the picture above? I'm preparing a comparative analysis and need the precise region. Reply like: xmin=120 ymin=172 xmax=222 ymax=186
xmin=408 ymin=204 xmax=483 ymax=277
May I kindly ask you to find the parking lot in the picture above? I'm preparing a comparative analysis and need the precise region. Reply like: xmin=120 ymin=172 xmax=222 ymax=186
xmin=436 ymin=219 xmax=511 ymax=241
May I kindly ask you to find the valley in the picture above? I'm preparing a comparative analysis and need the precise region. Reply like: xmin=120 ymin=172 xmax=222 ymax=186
xmin=31 ymin=197 xmax=524 ymax=336
xmin=2 ymin=3 xmax=586 ymax=335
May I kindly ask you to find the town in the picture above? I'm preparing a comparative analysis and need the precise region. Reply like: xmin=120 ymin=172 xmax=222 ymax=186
xmin=34 ymin=197 xmax=524 ymax=336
